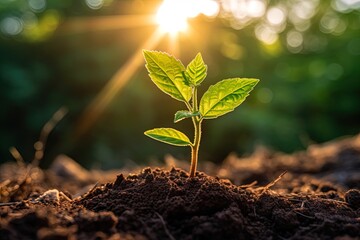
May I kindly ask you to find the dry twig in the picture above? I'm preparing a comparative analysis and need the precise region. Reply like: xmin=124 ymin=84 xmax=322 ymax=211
xmin=32 ymin=107 xmax=68 ymax=167
xmin=4 ymin=107 xmax=68 ymax=201
xmin=239 ymin=181 xmax=258 ymax=188
xmin=260 ymin=171 xmax=287 ymax=194
xmin=9 ymin=147 xmax=25 ymax=167
xmin=0 ymin=201 xmax=21 ymax=207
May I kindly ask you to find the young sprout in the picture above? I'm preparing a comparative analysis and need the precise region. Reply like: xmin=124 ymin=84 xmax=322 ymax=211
xmin=143 ymin=50 xmax=259 ymax=177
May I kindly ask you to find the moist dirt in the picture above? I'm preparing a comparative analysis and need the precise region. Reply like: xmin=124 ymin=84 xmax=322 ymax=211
xmin=0 ymin=134 xmax=359 ymax=240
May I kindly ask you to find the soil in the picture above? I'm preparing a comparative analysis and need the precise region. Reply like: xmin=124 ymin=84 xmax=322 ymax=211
xmin=0 ymin=134 xmax=359 ymax=240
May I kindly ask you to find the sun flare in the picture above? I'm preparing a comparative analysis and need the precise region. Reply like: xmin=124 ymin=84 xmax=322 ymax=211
xmin=73 ymin=0 xmax=220 ymax=134
xmin=156 ymin=0 xmax=189 ymax=35
xmin=156 ymin=0 xmax=219 ymax=35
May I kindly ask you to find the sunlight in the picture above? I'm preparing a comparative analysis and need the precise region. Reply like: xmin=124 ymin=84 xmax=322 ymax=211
xmin=156 ymin=0 xmax=219 ymax=35
xmin=156 ymin=0 xmax=191 ymax=35
xmin=76 ymin=28 xmax=165 ymax=137
xmin=74 ymin=0 xmax=222 ymax=135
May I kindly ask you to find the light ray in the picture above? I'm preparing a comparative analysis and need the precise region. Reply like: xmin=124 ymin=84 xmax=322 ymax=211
xmin=57 ymin=15 xmax=156 ymax=34
xmin=167 ymin=34 xmax=180 ymax=57
xmin=75 ymin=27 xmax=164 ymax=137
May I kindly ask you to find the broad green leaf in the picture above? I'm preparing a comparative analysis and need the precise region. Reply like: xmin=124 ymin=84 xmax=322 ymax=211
xmin=199 ymin=78 xmax=259 ymax=119
xmin=174 ymin=110 xmax=200 ymax=123
xmin=144 ymin=128 xmax=191 ymax=146
xmin=143 ymin=50 xmax=192 ymax=102
xmin=185 ymin=53 xmax=207 ymax=86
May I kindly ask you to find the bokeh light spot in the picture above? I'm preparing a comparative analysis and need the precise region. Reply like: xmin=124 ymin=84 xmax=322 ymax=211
xmin=333 ymin=19 xmax=347 ymax=35
xmin=42 ymin=10 xmax=60 ymax=32
xmin=246 ymin=0 xmax=266 ymax=17
xmin=286 ymin=30 xmax=303 ymax=52
xmin=255 ymin=24 xmax=278 ymax=45
xmin=257 ymin=88 xmax=273 ymax=103
xmin=221 ymin=0 xmax=267 ymax=29
xmin=332 ymin=0 xmax=360 ymax=12
xmin=294 ymin=20 xmax=311 ymax=32
xmin=0 ymin=17 xmax=23 ymax=36
xmin=22 ymin=11 xmax=38 ymax=29
xmin=201 ymin=0 xmax=220 ymax=17
xmin=320 ymin=12 xmax=341 ymax=34
xmin=292 ymin=0 xmax=319 ymax=20
xmin=221 ymin=42 xmax=243 ymax=60
xmin=326 ymin=63 xmax=344 ymax=80
xmin=28 ymin=0 xmax=46 ymax=12
xmin=85 ymin=0 xmax=104 ymax=10
xmin=266 ymin=7 xmax=286 ymax=26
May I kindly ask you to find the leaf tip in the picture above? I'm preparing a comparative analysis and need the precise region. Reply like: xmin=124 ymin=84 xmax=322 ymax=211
xmin=142 ymin=49 xmax=150 ymax=56
xmin=250 ymin=78 xmax=260 ymax=89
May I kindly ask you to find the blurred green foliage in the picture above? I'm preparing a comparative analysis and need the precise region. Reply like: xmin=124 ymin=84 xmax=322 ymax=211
xmin=0 ymin=0 xmax=359 ymax=168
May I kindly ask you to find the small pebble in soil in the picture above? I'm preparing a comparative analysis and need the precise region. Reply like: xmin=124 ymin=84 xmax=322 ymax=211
xmin=345 ymin=189 xmax=360 ymax=209
xmin=34 ymin=189 xmax=60 ymax=205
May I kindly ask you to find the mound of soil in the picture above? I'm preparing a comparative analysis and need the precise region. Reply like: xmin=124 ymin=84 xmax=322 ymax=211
xmin=79 ymin=168 xmax=359 ymax=240
xmin=0 ymin=134 xmax=359 ymax=239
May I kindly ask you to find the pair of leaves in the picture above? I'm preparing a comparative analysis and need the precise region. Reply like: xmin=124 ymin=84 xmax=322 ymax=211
xmin=143 ymin=50 xmax=207 ymax=103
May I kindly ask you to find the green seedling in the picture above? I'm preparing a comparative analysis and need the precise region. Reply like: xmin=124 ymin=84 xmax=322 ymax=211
xmin=143 ymin=50 xmax=259 ymax=177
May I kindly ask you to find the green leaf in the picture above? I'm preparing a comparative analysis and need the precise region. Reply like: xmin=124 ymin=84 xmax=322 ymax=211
xmin=143 ymin=50 xmax=192 ymax=102
xmin=144 ymin=128 xmax=191 ymax=146
xmin=174 ymin=110 xmax=200 ymax=123
xmin=185 ymin=53 xmax=207 ymax=86
xmin=199 ymin=78 xmax=259 ymax=119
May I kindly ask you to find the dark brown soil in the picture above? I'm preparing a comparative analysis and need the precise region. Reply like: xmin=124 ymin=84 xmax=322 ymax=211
xmin=0 ymin=134 xmax=359 ymax=240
